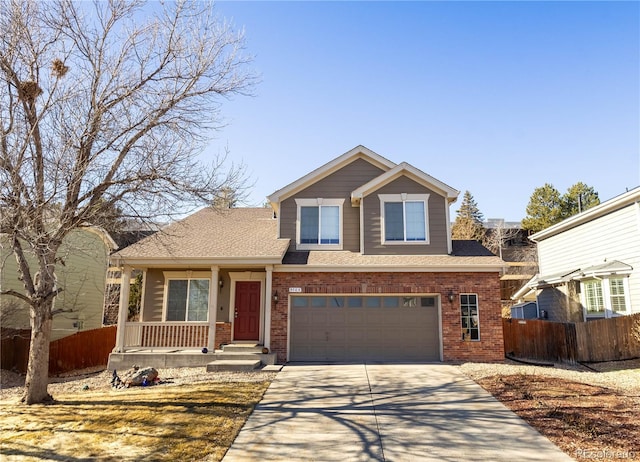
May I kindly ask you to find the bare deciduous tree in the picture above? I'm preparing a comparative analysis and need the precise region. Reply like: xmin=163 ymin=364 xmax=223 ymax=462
xmin=482 ymin=221 xmax=522 ymax=259
xmin=0 ymin=0 xmax=255 ymax=404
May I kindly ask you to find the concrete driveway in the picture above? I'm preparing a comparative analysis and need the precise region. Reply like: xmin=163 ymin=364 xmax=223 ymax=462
xmin=223 ymin=363 xmax=574 ymax=462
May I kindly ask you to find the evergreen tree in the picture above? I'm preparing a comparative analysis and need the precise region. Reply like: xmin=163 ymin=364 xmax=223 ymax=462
xmin=563 ymin=182 xmax=600 ymax=217
xmin=452 ymin=191 xmax=485 ymax=240
xmin=522 ymin=182 xmax=600 ymax=233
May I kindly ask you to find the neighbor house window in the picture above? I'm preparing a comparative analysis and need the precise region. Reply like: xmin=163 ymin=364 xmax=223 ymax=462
xmin=379 ymin=194 xmax=429 ymax=244
xmin=582 ymin=280 xmax=605 ymax=316
xmin=581 ymin=277 xmax=628 ymax=317
xmin=295 ymin=198 xmax=344 ymax=250
xmin=460 ymin=294 xmax=479 ymax=341
xmin=165 ymin=278 xmax=210 ymax=322
xmin=609 ymin=278 xmax=627 ymax=313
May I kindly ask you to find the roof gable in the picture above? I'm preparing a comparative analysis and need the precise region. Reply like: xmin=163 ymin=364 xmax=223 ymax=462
xmin=267 ymin=145 xmax=396 ymax=210
xmin=351 ymin=162 xmax=459 ymax=205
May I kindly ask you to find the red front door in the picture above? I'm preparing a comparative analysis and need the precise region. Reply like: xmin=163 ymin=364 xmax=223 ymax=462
xmin=234 ymin=281 xmax=261 ymax=340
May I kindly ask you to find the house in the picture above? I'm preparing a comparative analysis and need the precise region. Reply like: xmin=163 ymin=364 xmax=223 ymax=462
xmin=482 ymin=218 xmax=538 ymax=309
xmin=0 ymin=227 xmax=117 ymax=340
xmin=108 ymin=145 xmax=505 ymax=367
xmin=518 ymin=187 xmax=640 ymax=322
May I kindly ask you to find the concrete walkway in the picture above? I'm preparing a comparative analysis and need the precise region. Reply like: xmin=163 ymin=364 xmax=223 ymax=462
xmin=223 ymin=364 xmax=574 ymax=462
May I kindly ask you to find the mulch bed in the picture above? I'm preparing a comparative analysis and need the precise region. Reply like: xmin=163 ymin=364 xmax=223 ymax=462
xmin=476 ymin=375 xmax=640 ymax=461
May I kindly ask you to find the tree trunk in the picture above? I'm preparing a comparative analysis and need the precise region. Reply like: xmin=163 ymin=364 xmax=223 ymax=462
xmin=22 ymin=302 xmax=54 ymax=404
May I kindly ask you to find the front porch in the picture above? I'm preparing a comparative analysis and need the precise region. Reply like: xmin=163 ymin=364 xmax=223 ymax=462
xmin=109 ymin=264 xmax=278 ymax=366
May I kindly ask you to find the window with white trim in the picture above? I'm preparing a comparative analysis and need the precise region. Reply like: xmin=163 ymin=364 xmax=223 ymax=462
xmin=609 ymin=278 xmax=627 ymax=313
xmin=379 ymin=193 xmax=429 ymax=244
xmin=581 ymin=277 xmax=628 ymax=317
xmin=460 ymin=294 xmax=480 ymax=341
xmin=165 ymin=278 xmax=210 ymax=321
xmin=583 ymin=279 xmax=605 ymax=315
xmin=295 ymin=198 xmax=344 ymax=250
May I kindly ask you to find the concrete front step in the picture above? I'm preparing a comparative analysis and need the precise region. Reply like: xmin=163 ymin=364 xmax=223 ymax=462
xmin=221 ymin=344 xmax=266 ymax=354
xmin=206 ymin=359 xmax=261 ymax=372
xmin=213 ymin=351 xmax=277 ymax=365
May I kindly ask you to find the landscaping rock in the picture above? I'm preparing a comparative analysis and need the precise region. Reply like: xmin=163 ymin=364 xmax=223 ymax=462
xmin=112 ymin=366 xmax=159 ymax=388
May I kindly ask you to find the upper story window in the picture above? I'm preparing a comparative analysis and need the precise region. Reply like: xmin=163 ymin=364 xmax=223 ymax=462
xmin=378 ymin=193 xmax=429 ymax=244
xmin=295 ymin=198 xmax=344 ymax=250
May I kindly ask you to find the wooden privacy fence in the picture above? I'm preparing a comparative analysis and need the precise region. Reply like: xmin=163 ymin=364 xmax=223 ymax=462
xmin=1 ymin=325 xmax=116 ymax=375
xmin=503 ymin=313 xmax=640 ymax=363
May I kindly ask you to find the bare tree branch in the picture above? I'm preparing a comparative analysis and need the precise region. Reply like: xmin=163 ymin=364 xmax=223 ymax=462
xmin=0 ymin=0 xmax=255 ymax=404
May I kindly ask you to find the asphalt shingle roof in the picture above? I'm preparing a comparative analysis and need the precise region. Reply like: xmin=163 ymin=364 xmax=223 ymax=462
xmin=112 ymin=207 xmax=289 ymax=261
xmin=282 ymin=246 xmax=503 ymax=269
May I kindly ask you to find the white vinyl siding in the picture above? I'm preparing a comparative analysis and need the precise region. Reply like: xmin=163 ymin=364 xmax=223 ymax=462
xmin=536 ymin=204 xmax=640 ymax=315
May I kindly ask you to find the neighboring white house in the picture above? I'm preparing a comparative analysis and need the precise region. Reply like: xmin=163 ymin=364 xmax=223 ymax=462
xmin=518 ymin=187 xmax=640 ymax=323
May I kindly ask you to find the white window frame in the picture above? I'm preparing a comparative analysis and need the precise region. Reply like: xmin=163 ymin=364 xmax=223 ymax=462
xmin=460 ymin=293 xmax=480 ymax=341
xmin=378 ymin=193 xmax=430 ymax=245
xmin=295 ymin=198 xmax=344 ymax=250
xmin=580 ymin=276 xmax=630 ymax=319
xmin=163 ymin=271 xmax=211 ymax=322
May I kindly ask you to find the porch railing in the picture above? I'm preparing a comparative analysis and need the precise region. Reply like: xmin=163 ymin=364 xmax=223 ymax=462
xmin=123 ymin=322 xmax=209 ymax=350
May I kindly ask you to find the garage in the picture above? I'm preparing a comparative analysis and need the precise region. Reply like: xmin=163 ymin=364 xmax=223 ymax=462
xmin=289 ymin=295 xmax=441 ymax=362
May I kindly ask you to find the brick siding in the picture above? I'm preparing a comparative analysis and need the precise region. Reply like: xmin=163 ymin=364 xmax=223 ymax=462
xmin=215 ymin=322 xmax=231 ymax=349
xmin=270 ymin=271 xmax=504 ymax=363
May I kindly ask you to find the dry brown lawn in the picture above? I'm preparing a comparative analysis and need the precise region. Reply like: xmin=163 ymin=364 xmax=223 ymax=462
xmin=0 ymin=381 xmax=270 ymax=461
xmin=475 ymin=364 xmax=640 ymax=462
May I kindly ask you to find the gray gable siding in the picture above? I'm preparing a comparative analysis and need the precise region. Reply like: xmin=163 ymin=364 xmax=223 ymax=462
xmin=279 ymin=158 xmax=385 ymax=252
xmin=362 ymin=176 xmax=449 ymax=255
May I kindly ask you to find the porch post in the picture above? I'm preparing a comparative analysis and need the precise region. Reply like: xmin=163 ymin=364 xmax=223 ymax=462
xmin=114 ymin=265 xmax=132 ymax=353
xmin=264 ymin=265 xmax=273 ymax=351
xmin=208 ymin=266 xmax=219 ymax=351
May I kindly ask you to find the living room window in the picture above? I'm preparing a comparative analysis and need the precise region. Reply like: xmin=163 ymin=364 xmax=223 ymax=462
xmin=165 ymin=277 xmax=210 ymax=322
xmin=378 ymin=193 xmax=429 ymax=244
xmin=295 ymin=198 xmax=344 ymax=250
xmin=460 ymin=294 xmax=480 ymax=341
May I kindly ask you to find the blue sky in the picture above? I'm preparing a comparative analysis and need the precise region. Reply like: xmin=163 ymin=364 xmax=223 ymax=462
xmin=204 ymin=1 xmax=639 ymax=221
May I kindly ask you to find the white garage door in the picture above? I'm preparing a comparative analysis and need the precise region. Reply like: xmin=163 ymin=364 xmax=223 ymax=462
xmin=290 ymin=295 xmax=440 ymax=362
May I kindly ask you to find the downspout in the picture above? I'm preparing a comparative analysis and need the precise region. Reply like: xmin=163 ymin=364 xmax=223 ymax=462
xmin=264 ymin=265 xmax=273 ymax=351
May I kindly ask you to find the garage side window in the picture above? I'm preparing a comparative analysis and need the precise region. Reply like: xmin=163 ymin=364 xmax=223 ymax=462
xmin=460 ymin=294 xmax=479 ymax=341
